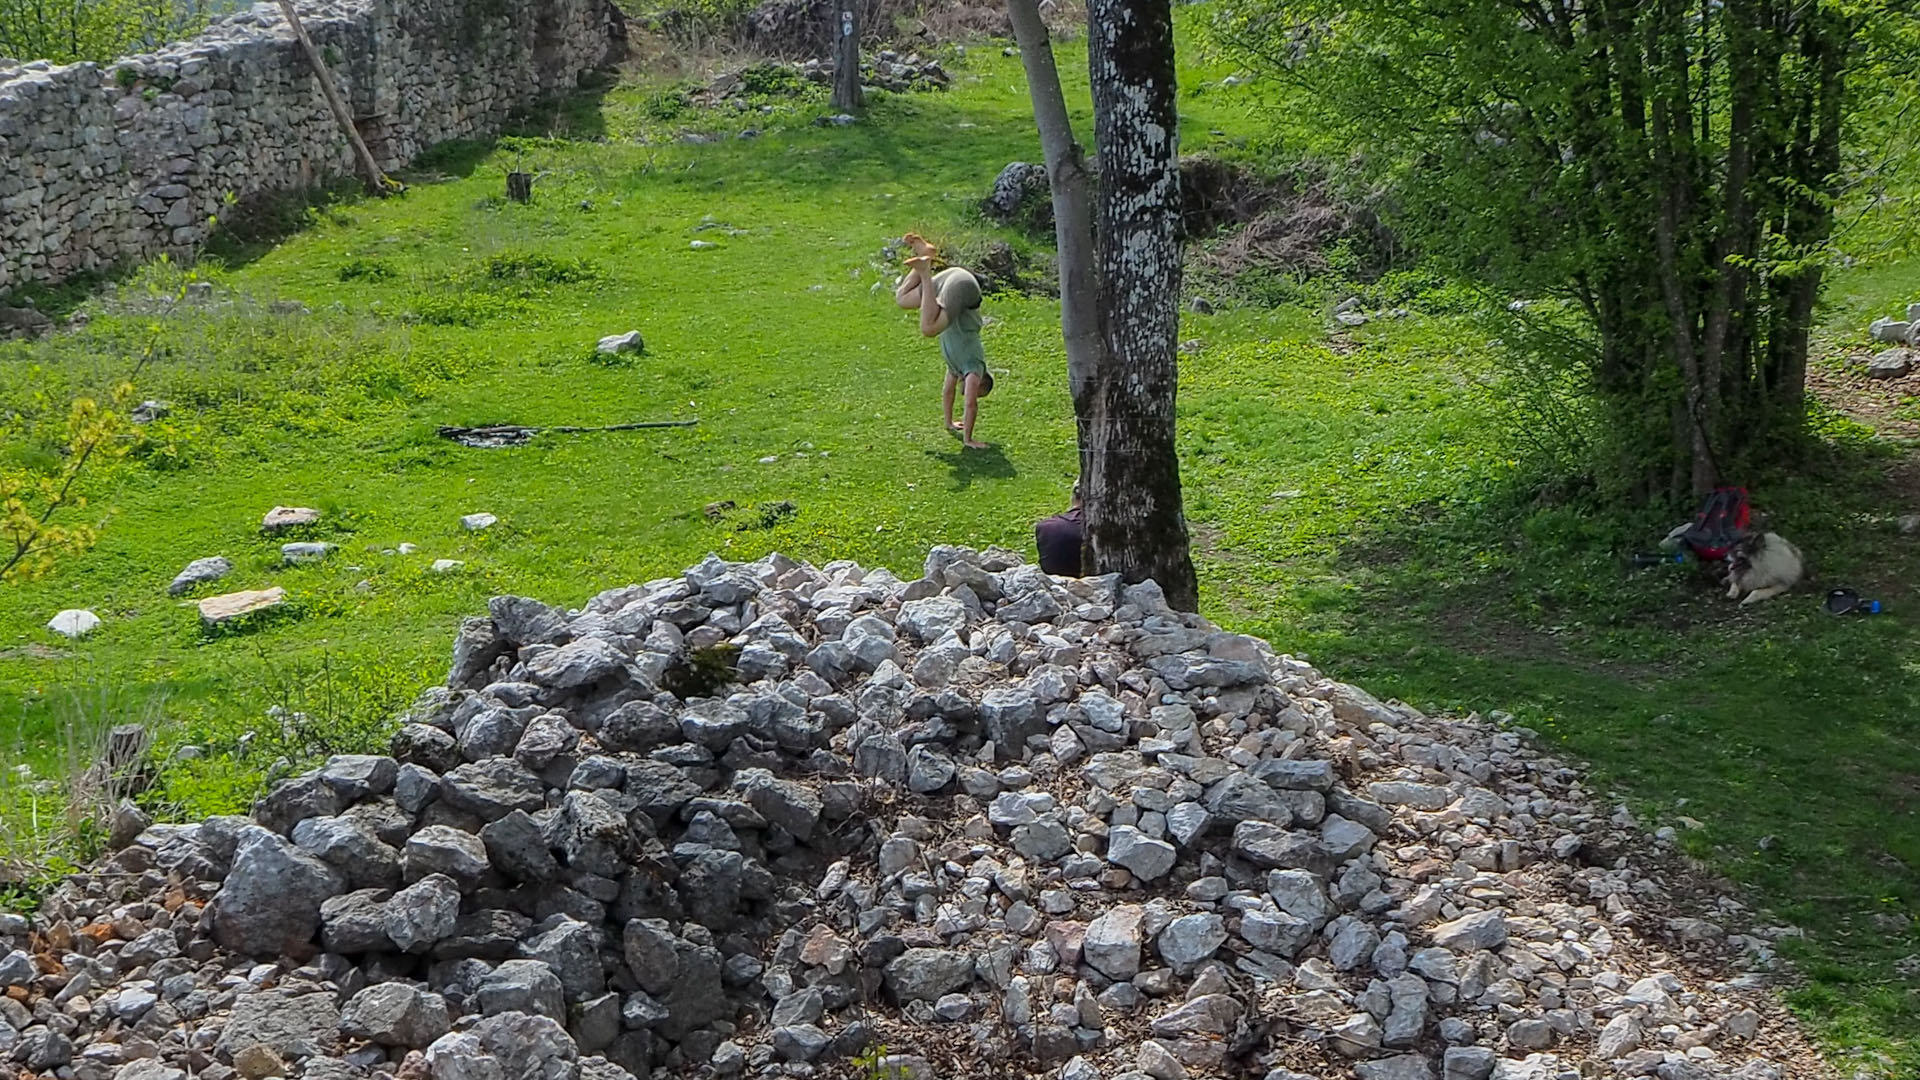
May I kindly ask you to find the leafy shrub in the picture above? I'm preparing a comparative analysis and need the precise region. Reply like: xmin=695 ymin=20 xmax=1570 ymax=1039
xmin=407 ymin=291 xmax=524 ymax=327
xmin=484 ymin=251 xmax=604 ymax=285
xmin=737 ymin=62 xmax=806 ymax=98
xmin=337 ymin=258 xmax=396 ymax=283
xmin=661 ymin=645 xmax=742 ymax=699
xmin=131 ymin=417 xmax=200 ymax=471
xmin=644 ymin=87 xmax=692 ymax=121
xmin=0 ymin=0 xmax=224 ymax=64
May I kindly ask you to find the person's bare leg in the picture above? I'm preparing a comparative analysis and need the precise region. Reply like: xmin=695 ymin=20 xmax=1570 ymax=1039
xmin=961 ymin=373 xmax=987 ymax=449
xmin=895 ymin=265 xmax=928 ymax=310
xmin=943 ymin=372 xmax=961 ymax=432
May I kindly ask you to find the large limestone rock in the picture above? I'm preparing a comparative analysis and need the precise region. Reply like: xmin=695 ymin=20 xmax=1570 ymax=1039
xmin=210 ymin=826 xmax=345 ymax=956
xmin=199 ymin=587 xmax=287 ymax=626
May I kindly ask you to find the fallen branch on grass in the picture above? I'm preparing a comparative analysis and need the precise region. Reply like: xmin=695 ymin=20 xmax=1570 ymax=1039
xmin=436 ymin=419 xmax=700 ymax=448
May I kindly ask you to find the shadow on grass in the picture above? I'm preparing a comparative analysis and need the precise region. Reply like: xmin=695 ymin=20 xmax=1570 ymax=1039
xmin=1225 ymin=438 xmax=1920 ymax=1067
xmin=206 ymin=77 xmax=623 ymax=273
xmin=0 ymin=270 xmax=121 ymax=324
xmin=924 ymin=443 xmax=1017 ymax=488
xmin=630 ymin=90 xmax=1050 ymax=204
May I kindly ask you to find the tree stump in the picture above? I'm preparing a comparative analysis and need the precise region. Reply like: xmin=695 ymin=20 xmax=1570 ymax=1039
xmin=76 ymin=723 xmax=154 ymax=804
xmin=507 ymin=172 xmax=535 ymax=203
xmin=104 ymin=723 xmax=152 ymax=773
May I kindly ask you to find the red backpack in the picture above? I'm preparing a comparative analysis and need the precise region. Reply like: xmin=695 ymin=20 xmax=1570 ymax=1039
xmin=1680 ymin=487 xmax=1750 ymax=561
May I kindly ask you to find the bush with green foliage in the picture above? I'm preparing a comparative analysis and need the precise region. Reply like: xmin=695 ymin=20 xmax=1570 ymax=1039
xmin=0 ymin=0 xmax=235 ymax=64
xmin=1209 ymin=0 xmax=1915 ymax=507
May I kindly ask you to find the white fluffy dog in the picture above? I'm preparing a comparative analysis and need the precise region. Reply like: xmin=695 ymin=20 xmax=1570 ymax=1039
xmin=1725 ymin=532 xmax=1804 ymax=605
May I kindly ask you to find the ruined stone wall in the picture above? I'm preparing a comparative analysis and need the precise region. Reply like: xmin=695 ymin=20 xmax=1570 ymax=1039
xmin=0 ymin=0 xmax=619 ymax=294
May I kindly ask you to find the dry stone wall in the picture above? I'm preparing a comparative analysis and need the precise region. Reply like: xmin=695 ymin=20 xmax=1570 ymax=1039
xmin=0 ymin=0 xmax=620 ymax=294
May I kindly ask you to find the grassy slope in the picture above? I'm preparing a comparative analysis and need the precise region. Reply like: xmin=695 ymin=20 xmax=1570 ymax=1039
xmin=1 ymin=21 xmax=1916 ymax=1075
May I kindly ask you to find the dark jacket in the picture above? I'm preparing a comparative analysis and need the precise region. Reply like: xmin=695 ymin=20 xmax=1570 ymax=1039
xmin=1036 ymin=508 xmax=1084 ymax=577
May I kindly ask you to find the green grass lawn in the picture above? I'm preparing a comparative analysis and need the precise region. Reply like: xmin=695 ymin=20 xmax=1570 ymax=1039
xmin=2 ymin=23 xmax=1917 ymax=1075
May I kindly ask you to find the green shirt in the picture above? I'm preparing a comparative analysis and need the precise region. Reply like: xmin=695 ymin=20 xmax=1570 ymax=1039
xmin=933 ymin=267 xmax=987 ymax=378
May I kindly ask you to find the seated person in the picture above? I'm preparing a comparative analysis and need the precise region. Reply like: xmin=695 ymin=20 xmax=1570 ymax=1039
xmin=1036 ymin=484 xmax=1084 ymax=577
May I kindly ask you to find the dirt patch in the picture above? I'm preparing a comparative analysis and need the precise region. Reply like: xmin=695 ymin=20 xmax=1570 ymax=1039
xmin=1424 ymin=593 xmax=1678 ymax=689
xmin=1809 ymin=353 xmax=1920 ymax=440
xmin=1886 ymin=773 xmax=1920 ymax=814
xmin=0 ymin=643 xmax=67 ymax=662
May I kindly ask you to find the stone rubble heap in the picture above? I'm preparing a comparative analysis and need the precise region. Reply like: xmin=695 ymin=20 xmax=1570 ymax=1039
xmin=4 ymin=547 xmax=1825 ymax=1080
xmin=798 ymin=51 xmax=951 ymax=94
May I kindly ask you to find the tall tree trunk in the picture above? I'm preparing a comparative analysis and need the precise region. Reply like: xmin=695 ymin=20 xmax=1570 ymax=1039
xmin=831 ymin=0 xmax=862 ymax=112
xmin=1766 ymin=6 xmax=1846 ymax=431
xmin=1005 ymin=0 xmax=1104 ymax=469
xmin=1085 ymin=0 xmax=1199 ymax=610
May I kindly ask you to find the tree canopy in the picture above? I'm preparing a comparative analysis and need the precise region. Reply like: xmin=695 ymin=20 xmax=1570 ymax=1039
xmin=0 ymin=0 xmax=233 ymax=64
xmin=1212 ymin=0 xmax=1917 ymax=502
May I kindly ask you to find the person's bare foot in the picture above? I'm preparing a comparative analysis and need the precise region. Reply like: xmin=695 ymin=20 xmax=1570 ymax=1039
xmin=963 ymin=438 xmax=989 ymax=450
xmin=945 ymin=420 xmax=964 ymax=434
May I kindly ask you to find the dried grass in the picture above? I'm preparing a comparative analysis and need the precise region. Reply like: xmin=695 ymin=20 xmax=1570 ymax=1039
xmin=1184 ymin=160 xmax=1398 ymax=280
xmin=0 ymin=687 xmax=163 ymax=888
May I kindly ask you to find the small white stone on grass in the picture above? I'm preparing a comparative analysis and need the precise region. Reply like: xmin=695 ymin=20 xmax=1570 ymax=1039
xmin=691 ymin=240 xmax=717 ymax=250
xmin=431 ymin=560 xmax=465 ymax=574
xmin=47 ymin=609 xmax=101 ymax=638
xmin=460 ymin=513 xmax=497 ymax=531
xmin=596 ymin=331 xmax=644 ymax=355
xmin=282 ymin=542 xmax=334 ymax=565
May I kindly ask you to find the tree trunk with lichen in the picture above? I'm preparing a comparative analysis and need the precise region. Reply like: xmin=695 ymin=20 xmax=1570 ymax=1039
xmin=1008 ymin=0 xmax=1198 ymax=610
xmin=1082 ymin=0 xmax=1198 ymax=609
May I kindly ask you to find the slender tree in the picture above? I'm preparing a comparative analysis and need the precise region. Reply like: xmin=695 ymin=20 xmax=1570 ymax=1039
xmin=1008 ymin=0 xmax=1200 ymax=609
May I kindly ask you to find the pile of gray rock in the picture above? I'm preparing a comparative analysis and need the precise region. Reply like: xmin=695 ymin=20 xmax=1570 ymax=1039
xmin=797 ymin=51 xmax=951 ymax=94
xmin=5 ymin=547 xmax=1820 ymax=1080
